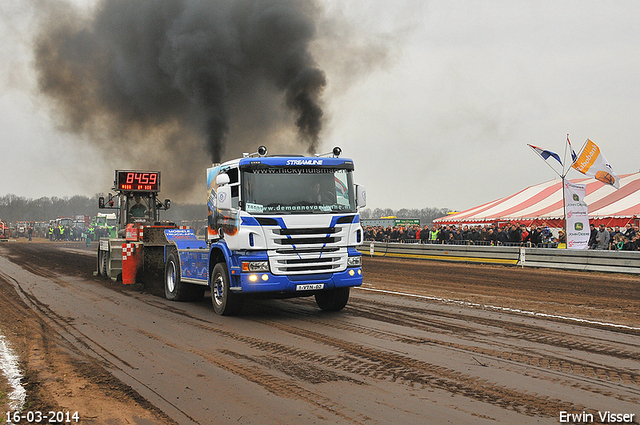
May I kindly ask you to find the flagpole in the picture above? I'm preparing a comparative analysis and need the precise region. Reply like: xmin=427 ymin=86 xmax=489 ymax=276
xmin=560 ymin=136 xmax=574 ymax=248
xmin=575 ymin=138 xmax=588 ymax=161
xmin=562 ymin=136 xmax=569 ymax=176
xmin=562 ymin=136 xmax=570 ymax=248
xmin=562 ymin=175 xmax=567 ymax=248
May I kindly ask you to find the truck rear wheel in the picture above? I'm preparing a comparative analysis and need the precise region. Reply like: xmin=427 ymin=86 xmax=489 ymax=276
xmin=165 ymin=251 xmax=182 ymax=300
xmin=211 ymin=263 xmax=243 ymax=316
xmin=315 ymin=287 xmax=350 ymax=311
xmin=165 ymin=250 xmax=206 ymax=301
xmin=165 ymin=251 xmax=190 ymax=301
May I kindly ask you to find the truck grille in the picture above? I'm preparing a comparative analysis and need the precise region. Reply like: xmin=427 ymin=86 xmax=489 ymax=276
xmin=270 ymin=248 xmax=347 ymax=274
xmin=272 ymin=227 xmax=342 ymax=247
xmin=276 ymin=237 xmax=339 ymax=245
xmin=275 ymin=227 xmax=336 ymax=235
xmin=276 ymin=256 xmax=342 ymax=273
xmin=267 ymin=226 xmax=349 ymax=275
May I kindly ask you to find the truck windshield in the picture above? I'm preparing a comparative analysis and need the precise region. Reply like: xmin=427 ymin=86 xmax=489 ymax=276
xmin=242 ymin=168 xmax=356 ymax=214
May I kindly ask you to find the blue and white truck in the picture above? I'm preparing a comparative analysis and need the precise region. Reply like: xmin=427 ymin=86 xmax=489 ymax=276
xmin=164 ymin=146 xmax=366 ymax=315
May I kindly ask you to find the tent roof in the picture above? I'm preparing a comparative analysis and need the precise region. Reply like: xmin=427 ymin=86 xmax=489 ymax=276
xmin=435 ymin=172 xmax=640 ymax=225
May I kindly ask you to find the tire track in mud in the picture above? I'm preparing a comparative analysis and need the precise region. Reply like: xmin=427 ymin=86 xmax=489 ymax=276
xmin=2 ymin=252 xmax=62 ymax=282
xmin=0 ymin=262 xmax=180 ymax=425
xmin=246 ymin=318 xmax=588 ymax=419
xmin=243 ymin=298 xmax=640 ymax=407
xmin=252 ymin=297 xmax=640 ymax=392
xmin=0 ymin=243 xmax=92 ymax=281
xmin=0 ymin=255 xmax=195 ymax=425
xmin=363 ymin=301 xmax=640 ymax=394
xmin=128 ymin=300 xmax=586 ymax=419
xmin=353 ymin=297 xmax=640 ymax=352
xmin=0 ymin=261 xmax=140 ymax=372
xmin=350 ymin=298 xmax=640 ymax=367
xmin=135 ymin=291 xmax=640 ymax=416
xmin=396 ymin=336 xmax=640 ymax=403
xmin=135 ymin=329 xmax=371 ymax=425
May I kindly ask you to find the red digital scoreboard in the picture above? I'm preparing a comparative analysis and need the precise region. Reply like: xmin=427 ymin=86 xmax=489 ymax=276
xmin=115 ymin=171 xmax=161 ymax=192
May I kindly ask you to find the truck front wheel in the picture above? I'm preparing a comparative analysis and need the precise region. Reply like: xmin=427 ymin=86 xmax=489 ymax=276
xmin=211 ymin=263 xmax=243 ymax=316
xmin=315 ymin=287 xmax=350 ymax=311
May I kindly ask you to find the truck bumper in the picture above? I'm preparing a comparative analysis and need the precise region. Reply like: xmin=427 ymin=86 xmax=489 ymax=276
xmin=234 ymin=267 xmax=363 ymax=293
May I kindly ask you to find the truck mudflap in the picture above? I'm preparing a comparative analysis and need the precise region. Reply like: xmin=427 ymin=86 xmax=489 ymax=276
xmin=164 ymin=228 xmax=209 ymax=285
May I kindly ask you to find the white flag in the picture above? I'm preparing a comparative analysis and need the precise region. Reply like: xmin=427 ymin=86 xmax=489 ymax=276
xmin=572 ymin=139 xmax=620 ymax=189
xmin=564 ymin=181 xmax=589 ymax=250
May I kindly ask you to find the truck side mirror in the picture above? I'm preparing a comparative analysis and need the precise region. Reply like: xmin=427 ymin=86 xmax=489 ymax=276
xmin=356 ymin=185 xmax=367 ymax=208
xmin=98 ymin=197 xmax=105 ymax=209
xmin=217 ymin=186 xmax=232 ymax=210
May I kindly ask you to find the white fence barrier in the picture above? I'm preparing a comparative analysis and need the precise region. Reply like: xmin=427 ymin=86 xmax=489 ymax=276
xmin=360 ymin=242 xmax=640 ymax=274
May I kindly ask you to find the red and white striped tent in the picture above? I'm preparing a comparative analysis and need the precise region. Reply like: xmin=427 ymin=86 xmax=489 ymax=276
xmin=434 ymin=172 xmax=640 ymax=228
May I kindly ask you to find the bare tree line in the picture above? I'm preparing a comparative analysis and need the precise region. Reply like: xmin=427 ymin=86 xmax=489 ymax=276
xmin=0 ymin=194 xmax=202 ymax=224
xmin=1 ymin=193 xmax=451 ymax=226
xmin=0 ymin=194 xmax=103 ymax=222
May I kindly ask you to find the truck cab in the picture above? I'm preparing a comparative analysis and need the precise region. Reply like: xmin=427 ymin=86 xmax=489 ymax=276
xmin=204 ymin=146 xmax=366 ymax=315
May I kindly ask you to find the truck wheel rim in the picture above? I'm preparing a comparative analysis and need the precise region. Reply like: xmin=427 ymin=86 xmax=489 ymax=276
xmin=213 ymin=275 xmax=224 ymax=306
xmin=167 ymin=262 xmax=176 ymax=292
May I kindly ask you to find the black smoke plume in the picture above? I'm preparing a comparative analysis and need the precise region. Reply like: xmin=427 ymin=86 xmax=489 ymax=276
xmin=34 ymin=0 xmax=326 ymax=198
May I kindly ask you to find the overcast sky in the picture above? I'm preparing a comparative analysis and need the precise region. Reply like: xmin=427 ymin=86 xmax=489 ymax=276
xmin=1 ymin=0 xmax=639 ymax=212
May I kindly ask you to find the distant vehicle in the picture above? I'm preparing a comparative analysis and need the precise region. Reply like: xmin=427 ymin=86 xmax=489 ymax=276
xmin=74 ymin=215 xmax=90 ymax=230
xmin=52 ymin=217 xmax=76 ymax=240
xmin=55 ymin=217 xmax=74 ymax=228
xmin=0 ymin=220 xmax=9 ymax=240
xmin=34 ymin=221 xmax=49 ymax=238
xmin=16 ymin=221 xmax=27 ymax=238
xmin=92 ymin=213 xmax=118 ymax=238
xmin=94 ymin=213 xmax=117 ymax=228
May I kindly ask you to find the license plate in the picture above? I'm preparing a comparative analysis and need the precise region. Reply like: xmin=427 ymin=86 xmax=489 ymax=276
xmin=296 ymin=283 xmax=325 ymax=291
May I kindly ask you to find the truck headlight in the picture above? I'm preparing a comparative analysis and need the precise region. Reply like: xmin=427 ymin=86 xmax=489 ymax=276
xmin=347 ymin=256 xmax=361 ymax=267
xmin=242 ymin=261 xmax=269 ymax=272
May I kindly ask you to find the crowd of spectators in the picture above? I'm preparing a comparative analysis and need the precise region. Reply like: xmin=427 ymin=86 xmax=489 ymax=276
xmin=363 ymin=222 xmax=640 ymax=251
xmin=591 ymin=222 xmax=640 ymax=251
xmin=47 ymin=224 xmax=85 ymax=242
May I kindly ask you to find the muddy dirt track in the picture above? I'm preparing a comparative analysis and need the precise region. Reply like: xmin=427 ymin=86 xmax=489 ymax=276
xmin=0 ymin=240 xmax=639 ymax=424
